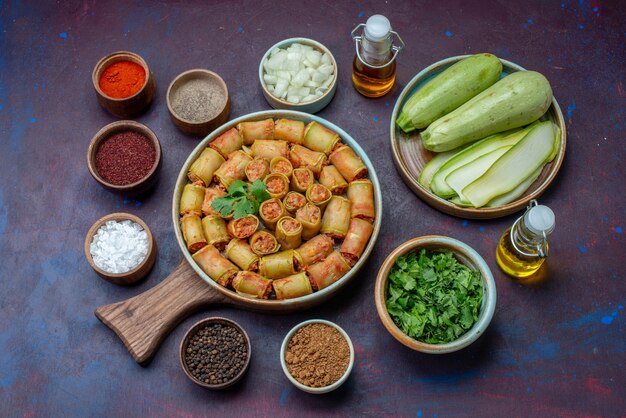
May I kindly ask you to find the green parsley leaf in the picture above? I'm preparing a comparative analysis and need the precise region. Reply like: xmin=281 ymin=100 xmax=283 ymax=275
xmin=250 ymin=180 xmax=271 ymax=203
xmin=386 ymin=249 xmax=483 ymax=344
xmin=228 ymin=180 xmax=248 ymax=197
xmin=211 ymin=196 xmax=236 ymax=217
xmin=233 ymin=198 xmax=254 ymax=219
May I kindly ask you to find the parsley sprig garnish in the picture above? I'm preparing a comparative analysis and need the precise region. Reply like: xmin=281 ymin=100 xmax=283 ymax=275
xmin=211 ymin=180 xmax=270 ymax=219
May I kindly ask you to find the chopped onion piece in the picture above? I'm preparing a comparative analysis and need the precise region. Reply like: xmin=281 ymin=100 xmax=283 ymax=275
xmin=262 ymin=42 xmax=335 ymax=104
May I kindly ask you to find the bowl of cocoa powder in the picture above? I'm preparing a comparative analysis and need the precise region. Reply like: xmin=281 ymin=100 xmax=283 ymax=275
xmin=280 ymin=319 xmax=354 ymax=394
xmin=87 ymin=120 xmax=162 ymax=195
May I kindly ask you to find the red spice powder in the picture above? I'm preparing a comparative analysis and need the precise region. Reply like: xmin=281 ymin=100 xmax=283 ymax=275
xmin=99 ymin=60 xmax=146 ymax=99
xmin=95 ymin=131 xmax=156 ymax=185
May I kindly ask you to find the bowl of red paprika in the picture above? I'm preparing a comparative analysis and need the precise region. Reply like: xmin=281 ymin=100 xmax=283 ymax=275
xmin=92 ymin=51 xmax=156 ymax=118
xmin=87 ymin=120 xmax=162 ymax=195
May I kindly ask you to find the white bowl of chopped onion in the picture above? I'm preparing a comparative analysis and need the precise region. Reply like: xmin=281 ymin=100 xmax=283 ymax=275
xmin=259 ymin=38 xmax=337 ymax=113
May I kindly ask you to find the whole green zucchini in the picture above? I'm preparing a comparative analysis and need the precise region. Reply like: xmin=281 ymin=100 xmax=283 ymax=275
xmin=422 ymin=71 xmax=553 ymax=152
xmin=396 ymin=54 xmax=502 ymax=133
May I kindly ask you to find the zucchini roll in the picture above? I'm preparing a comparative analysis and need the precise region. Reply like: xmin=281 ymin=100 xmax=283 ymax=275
xmin=225 ymin=239 xmax=260 ymax=271
xmin=181 ymin=214 xmax=207 ymax=253
xmin=347 ymin=179 xmax=376 ymax=222
xmin=227 ymin=214 xmax=260 ymax=239
xmin=295 ymin=203 xmax=322 ymax=240
xmin=295 ymin=234 xmax=334 ymax=266
xmin=319 ymin=165 xmax=348 ymax=195
xmin=289 ymin=145 xmax=327 ymax=177
xmin=303 ymin=121 xmax=340 ymax=155
xmin=291 ymin=167 xmax=314 ymax=193
xmin=274 ymin=118 xmax=305 ymax=145
xmin=192 ymin=245 xmax=239 ymax=287
xmin=283 ymin=191 xmax=306 ymax=213
xmin=329 ymin=145 xmax=367 ymax=182
xmin=209 ymin=128 xmax=243 ymax=159
xmin=340 ymin=218 xmax=374 ymax=266
xmin=270 ymin=156 xmax=293 ymax=179
xmin=245 ymin=157 xmax=270 ymax=182
xmin=201 ymin=186 xmax=227 ymax=217
xmin=259 ymin=249 xmax=302 ymax=280
xmin=231 ymin=271 xmax=272 ymax=299
xmin=213 ymin=150 xmax=252 ymax=189
xmin=273 ymin=272 xmax=313 ymax=300
xmin=237 ymin=118 xmax=275 ymax=145
xmin=179 ymin=183 xmax=205 ymax=216
xmin=276 ymin=216 xmax=303 ymax=250
xmin=259 ymin=198 xmax=287 ymax=230
xmin=187 ymin=147 xmax=225 ymax=186
xmin=306 ymin=183 xmax=332 ymax=211
xmin=201 ymin=216 xmax=230 ymax=250
xmin=307 ymin=251 xmax=351 ymax=290
xmin=250 ymin=230 xmax=281 ymax=256
xmin=264 ymin=173 xmax=290 ymax=199
xmin=320 ymin=195 xmax=352 ymax=239
xmin=251 ymin=139 xmax=289 ymax=161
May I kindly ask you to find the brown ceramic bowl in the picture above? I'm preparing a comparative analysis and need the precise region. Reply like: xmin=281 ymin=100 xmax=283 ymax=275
xmin=92 ymin=51 xmax=156 ymax=118
xmin=166 ymin=69 xmax=230 ymax=137
xmin=180 ymin=317 xmax=251 ymax=390
xmin=374 ymin=236 xmax=497 ymax=353
xmin=390 ymin=56 xmax=566 ymax=219
xmin=87 ymin=120 xmax=162 ymax=195
xmin=84 ymin=212 xmax=156 ymax=285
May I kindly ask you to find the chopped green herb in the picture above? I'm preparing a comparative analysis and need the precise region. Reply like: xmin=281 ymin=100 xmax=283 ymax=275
xmin=211 ymin=180 xmax=270 ymax=219
xmin=386 ymin=249 xmax=483 ymax=344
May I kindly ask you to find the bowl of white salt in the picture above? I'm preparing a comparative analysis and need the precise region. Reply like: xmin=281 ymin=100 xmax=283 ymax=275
xmin=167 ymin=69 xmax=230 ymax=137
xmin=259 ymin=38 xmax=337 ymax=114
xmin=84 ymin=212 xmax=156 ymax=285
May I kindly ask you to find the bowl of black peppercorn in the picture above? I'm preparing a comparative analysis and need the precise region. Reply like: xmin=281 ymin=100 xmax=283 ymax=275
xmin=180 ymin=317 xmax=251 ymax=390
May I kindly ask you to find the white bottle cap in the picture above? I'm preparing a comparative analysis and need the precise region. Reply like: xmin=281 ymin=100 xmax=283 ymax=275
xmin=364 ymin=15 xmax=391 ymax=42
xmin=524 ymin=204 xmax=555 ymax=236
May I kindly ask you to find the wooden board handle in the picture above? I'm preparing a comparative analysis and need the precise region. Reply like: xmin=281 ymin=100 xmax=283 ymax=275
xmin=95 ymin=260 xmax=233 ymax=366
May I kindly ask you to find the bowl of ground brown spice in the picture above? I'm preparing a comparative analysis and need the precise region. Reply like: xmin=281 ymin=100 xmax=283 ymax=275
xmin=87 ymin=120 xmax=162 ymax=195
xmin=280 ymin=319 xmax=354 ymax=394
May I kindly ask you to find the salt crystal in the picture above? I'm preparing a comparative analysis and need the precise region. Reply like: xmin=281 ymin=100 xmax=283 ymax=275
xmin=90 ymin=219 xmax=149 ymax=274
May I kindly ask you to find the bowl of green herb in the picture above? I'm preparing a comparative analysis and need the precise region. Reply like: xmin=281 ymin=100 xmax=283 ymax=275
xmin=374 ymin=236 xmax=496 ymax=353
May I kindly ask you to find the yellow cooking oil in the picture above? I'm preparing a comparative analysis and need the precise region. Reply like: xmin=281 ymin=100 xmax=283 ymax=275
xmin=350 ymin=15 xmax=404 ymax=98
xmin=496 ymin=200 xmax=555 ymax=279
xmin=496 ymin=228 xmax=547 ymax=278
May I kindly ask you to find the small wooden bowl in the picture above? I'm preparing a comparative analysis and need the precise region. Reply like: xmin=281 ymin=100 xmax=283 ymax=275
xmin=375 ymin=236 xmax=496 ymax=353
xmin=87 ymin=120 xmax=162 ymax=195
xmin=84 ymin=212 xmax=156 ymax=285
xmin=92 ymin=51 xmax=156 ymax=118
xmin=259 ymin=38 xmax=337 ymax=114
xmin=166 ymin=69 xmax=230 ymax=137
xmin=180 ymin=317 xmax=251 ymax=390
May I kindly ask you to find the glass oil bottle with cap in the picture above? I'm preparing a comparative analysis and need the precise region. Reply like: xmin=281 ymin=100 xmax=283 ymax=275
xmin=351 ymin=15 xmax=405 ymax=97
xmin=496 ymin=200 xmax=556 ymax=278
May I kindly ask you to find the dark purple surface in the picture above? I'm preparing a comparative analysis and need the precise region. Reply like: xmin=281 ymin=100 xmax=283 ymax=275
xmin=1 ymin=0 xmax=624 ymax=416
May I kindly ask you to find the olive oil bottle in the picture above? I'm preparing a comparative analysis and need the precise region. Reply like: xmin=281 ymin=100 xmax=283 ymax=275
xmin=351 ymin=15 xmax=404 ymax=97
xmin=496 ymin=200 xmax=555 ymax=278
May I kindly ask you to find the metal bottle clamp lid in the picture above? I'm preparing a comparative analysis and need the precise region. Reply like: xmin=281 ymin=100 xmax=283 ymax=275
xmin=351 ymin=15 xmax=405 ymax=69
xmin=511 ymin=200 xmax=555 ymax=258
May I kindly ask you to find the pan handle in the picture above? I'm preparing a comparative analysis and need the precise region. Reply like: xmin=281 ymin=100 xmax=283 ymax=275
xmin=95 ymin=260 xmax=233 ymax=366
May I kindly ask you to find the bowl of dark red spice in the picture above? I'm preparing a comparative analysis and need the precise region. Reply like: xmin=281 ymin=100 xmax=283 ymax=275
xmin=166 ymin=69 xmax=230 ymax=136
xmin=280 ymin=319 xmax=355 ymax=394
xmin=84 ymin=212 xmax=156 ymax=285
xmin=87 ymin=120 xmax=162 ymax=195
xmin=180 ymin=317 xmax=251 ymax=390
xmin=92 ymin=51 xmax=156 ymax=118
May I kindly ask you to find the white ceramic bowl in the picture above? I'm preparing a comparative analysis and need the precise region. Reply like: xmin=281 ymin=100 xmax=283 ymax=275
xmin=280 ymin=319 xmax=354 ymax=394
xmin=259 ymin=38 xmax=337 ymax=114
